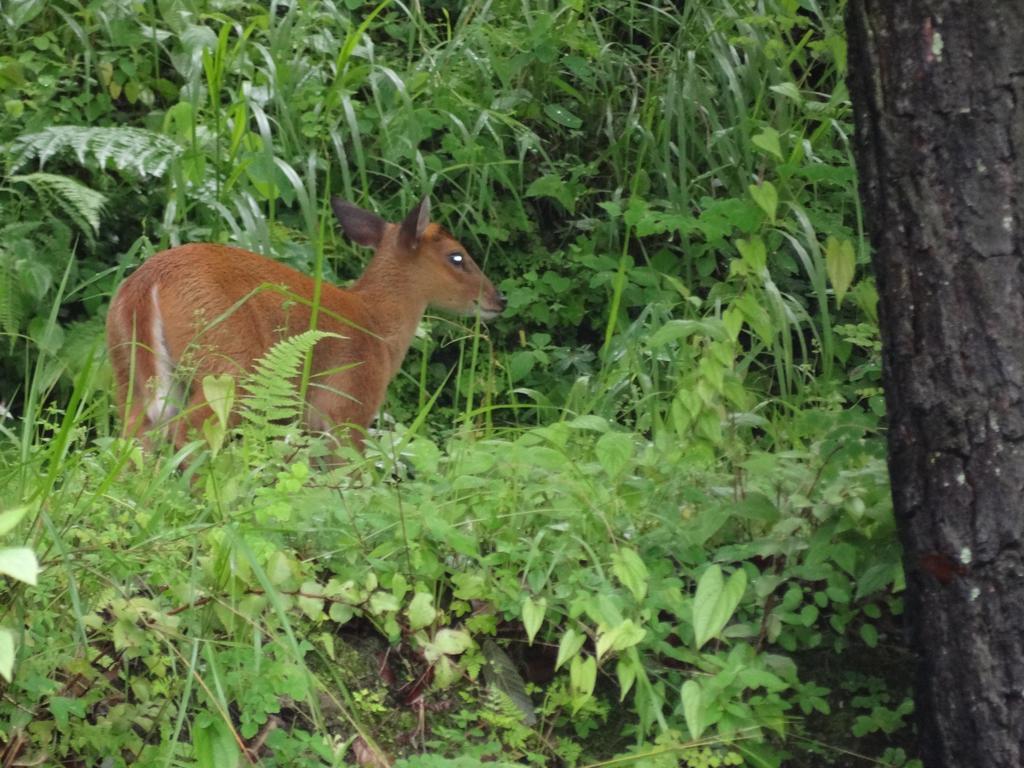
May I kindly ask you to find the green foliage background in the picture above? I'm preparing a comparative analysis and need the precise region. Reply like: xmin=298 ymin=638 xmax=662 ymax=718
xmin=0 ymin=1 xmax=917 ymax=766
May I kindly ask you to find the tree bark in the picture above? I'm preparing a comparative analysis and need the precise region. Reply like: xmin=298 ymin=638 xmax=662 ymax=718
xmin=846 ymin=3 xmax=1024 ymax=766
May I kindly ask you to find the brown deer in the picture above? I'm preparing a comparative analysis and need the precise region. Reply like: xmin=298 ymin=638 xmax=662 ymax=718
xmin=106 ymin=197 xmax=506 ymax=454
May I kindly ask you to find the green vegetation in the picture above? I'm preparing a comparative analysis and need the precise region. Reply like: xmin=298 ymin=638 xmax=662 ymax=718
xmin=0 ymin=0 xmax=917 ymax=766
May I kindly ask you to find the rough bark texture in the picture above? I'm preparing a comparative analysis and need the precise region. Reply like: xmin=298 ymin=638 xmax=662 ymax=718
xmin=846 ymin=3 xmax=1024 ymax=766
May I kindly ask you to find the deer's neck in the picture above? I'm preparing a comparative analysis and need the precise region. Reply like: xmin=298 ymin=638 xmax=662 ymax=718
xmin=350 ymin=254 xmax=428 ymax=378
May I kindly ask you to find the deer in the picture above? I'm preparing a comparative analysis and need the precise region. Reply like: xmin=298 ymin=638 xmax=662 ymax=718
xmin=105 ymin=196 xmax=507 ymax=456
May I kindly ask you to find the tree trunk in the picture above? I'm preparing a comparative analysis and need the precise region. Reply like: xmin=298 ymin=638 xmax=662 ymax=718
xmin=846 ymin=3 xmax=1024 ymax=766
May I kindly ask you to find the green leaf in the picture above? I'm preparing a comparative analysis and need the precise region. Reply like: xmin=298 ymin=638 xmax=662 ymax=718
xmin=0 ymin=505 xmax=30 ymax=537
xmin=735 ymin=236 xmax=767 ymax=274
xmin=328 ymin=602 xmax=354 ymax=625
xmin=734 ymin=292 xmax=775 ymax=345
xmin=748 ymin=181 xmax=778 ymax=222
xmin=647 ymin=319 xmax=703 ymax=349
xmin=569 ymin=654 xmax=597 ymax=706
xmin=432 ymin=628 xmax=473 ymax=656
xmin=407 ymin=591 xmax=436 ymax=631
xmin=543 ymin=103 xmax=582 ymax=129
xmin=692 ymin=564 xmax=747 ymax=650
xmin=522 ymin=596 xmax=546 ymax=645
xmin=826 ymin=235 xmax=856 ymax=307
xmin=202 ymin=374 xmax=235 ymax=428
xmin=525 ymin=173 xmax=576 ymax=213
xmin=555 ymin=627 xmax=586 ymax=670
xmin=193 ymin=714 xmax=239 ymax=768
xmin=769 ymin=82 xmax=803 ymax=103
xmin=681 ymin=679 xmax=704 ymax=739
xmin=723 ymin=305 xmax=743 ymax=341
xmin=616 ymin=652 xmax=638 ymax=699
xmin=596 ymin=619 xmax=646 ymax=660
xmin=595 ymin=431 xmax=633 ymax=479
xmin=369 ymin=590 xmax=400 ymax=614
xmin=202 ymin=418 xmax=226 ymax=456
xmin=0 ymin=627 xmax=14 ymax=682
xmin=0 ymin=547 xmax=38 ymax=585
xmin=566 ymin=414 xmax=611 ymax=433
xmin=48 ymin=696 xmax=87 ymax=730
xmin=297 ymin=581 xmax=325 ymax=621
xmin=860 ymin=623 xmax=879 ymax=648
xmin=611 ymin=548 xmax=648 ymax=603
xmin=28 ymin=317 xmax=63 ymax=354
xmin=752 ymin=126 xmax=783 ymax=160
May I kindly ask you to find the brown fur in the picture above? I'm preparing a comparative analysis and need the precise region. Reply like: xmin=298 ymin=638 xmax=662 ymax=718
xmin=106 ymin=198 xmax=506 ymax=453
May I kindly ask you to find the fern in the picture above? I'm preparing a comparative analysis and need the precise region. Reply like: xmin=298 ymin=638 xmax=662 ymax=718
xmin=9 ymin=126 xmax=181 ymax=178
xmin=11 ymin=173 xmax=105 ymax=239
xmin=241 ymin=330 xmax=331 ymax=438
xmin=0 ymin=246 xmax=22 ymax=346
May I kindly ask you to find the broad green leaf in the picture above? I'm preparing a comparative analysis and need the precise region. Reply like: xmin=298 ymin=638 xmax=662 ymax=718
xmin=369 ymin=590 xmax=400 ymax=614
xmin=769 ymin=82 xmax=803 ymax=103
xmin=407 ymin=591 xmax=436 ymax=631
xmin=566 ymin=414 xmax=611 ymax=433
xmin=0 ymin=627 xmax=14 ymax=682
xmin=522 ymin=596 xmax=546 ymax=645
xmin=752 ymin=126 xmax=783 ymax=160
xmin=595 ymin=431 xmax=633 ymax=479
xmin=0 ymin=548 xmax=38 ymax=585
xmin=693 ymin=564 xmax=748 ymax=650
xmin=202 ymin=418 xmax=226 ymax=456
xmin=596 ymin=619 xmax=646 ymax=660
xmin=748 ymin=181 xmax=778 ymax=222
xmin=432 ymin=628 xmax=473 ymax=656
xmin=555 ymin=627 xmax=586 ymax=670
xmin=616 ymin=651 xmax=638 ymax=699
xmin=525 ymin=173 xmax=575 ymax=213
xmin=611 ymin=548 xmax=648 ymax=603
xmin=266 ymin=550 xmax=294 ymax=586
xmin=390 ymin=572 xmax=409 ymax=601
xmin=860 ymin=623 xmax=879 ymax=648
xmin=433 ymin=654 xmax=459 ymax=688
xmin=681 ymin=679 xmax=704 ymax=739
xmin=49 ymin=696 xmax=87 ymax=730
xmin=647 ymin=319 xmax=704 ymax=349
xmin=328 ymin=602 xmax=354 ymax=625
xmin=569 ymin=654 xmax=597 ymax=705
xmin=28 ymin=318 xmax=63 ymax=354
xmin=297 ymin=581 xmax=325 ymax=621
xmin=193 ymin=714 xmax=239 ymax=768
xmin=737 ymin=666 xmax=788 ymax=692
xmin=723 ymin=306 xmax=743 ymax=341
xmin=736 ymin=236 xmax=767 ymax=273
xmin=734 ymin=292 xmax=775 ymax=345
xmin=544 ymin=103 xmax=582 ymax=129
xmin=0 ymin=505 xmax=30 ymax=537
xmin=201 ymin=374 xmax=235 ymax=428
xmin=826 ymin=235 xmax=856 ymax=307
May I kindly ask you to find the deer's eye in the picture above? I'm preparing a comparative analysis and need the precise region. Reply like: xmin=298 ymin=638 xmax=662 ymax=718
xmin=448 ymin=252 xmax=466 ymax=268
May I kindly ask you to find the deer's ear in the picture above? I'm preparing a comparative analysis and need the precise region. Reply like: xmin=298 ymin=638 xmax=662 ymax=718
xmin=399 ymin=196 xmax=431 ymax=251
xmin=332 ymin=198 xmax=386 ymax=247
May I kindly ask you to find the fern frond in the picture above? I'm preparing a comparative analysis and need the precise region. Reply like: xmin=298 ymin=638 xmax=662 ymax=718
xmin=241 ymin=330 xmax=332 ymax=437
xmin=0 ymin=247 xmax=23 ymax=345
xmin=9 ymin=126 xmax=181 ymax=178
xmin=11 ymin=173 xmax=106 ymax=239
